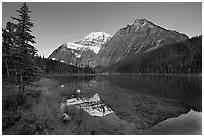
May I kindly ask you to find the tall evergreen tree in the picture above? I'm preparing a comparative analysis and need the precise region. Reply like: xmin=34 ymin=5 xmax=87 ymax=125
xmin=11 ymin=2 xmax=40 ymax=91
xmin=2 ymin=22 xmax=15 ymax=78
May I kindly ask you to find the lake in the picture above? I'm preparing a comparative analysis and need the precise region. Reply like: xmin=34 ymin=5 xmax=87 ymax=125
xmin=49 ymin=74 xmax=202 ymax=135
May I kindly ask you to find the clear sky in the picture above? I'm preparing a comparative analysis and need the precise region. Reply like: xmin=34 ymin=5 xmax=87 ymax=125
xmin=2 ymin=2 xmax=202 ymax=57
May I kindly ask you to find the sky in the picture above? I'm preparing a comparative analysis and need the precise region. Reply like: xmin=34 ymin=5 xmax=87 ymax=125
xmin=2 ymin=2 xmax=202 ymax=57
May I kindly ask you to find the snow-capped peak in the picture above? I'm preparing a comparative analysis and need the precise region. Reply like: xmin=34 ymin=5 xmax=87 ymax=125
xmin=84 ymin=31 xmax=111 ymax=42
xmin=60 ymin=32 xmax=111 ymax=55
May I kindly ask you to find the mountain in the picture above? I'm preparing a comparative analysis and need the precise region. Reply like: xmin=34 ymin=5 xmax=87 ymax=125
xmin=93 ymin=18 xmax=189 ymax=69
xmin=111 ymin=35 xmax=202 ymax=74
xmin=48 ymin=18 xmax=201 ymax=74
xmin=48 ymin=32 xmax=111 ymax=66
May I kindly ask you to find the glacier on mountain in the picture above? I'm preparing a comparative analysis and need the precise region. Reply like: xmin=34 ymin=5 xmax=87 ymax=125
xmin=65 ymin=31 xmax=111 ymax=54
xmin=49 ymin=31 xmax=112 ymax=66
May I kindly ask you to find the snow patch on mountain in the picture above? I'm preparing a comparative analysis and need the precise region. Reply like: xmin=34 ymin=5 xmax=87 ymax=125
xmin=66 ymin=42 xmax=101 ymax=54
xmin=66 ymin=43 xmax=84 ymax=50
xmin=65 ymin=32 xmax=111 ymax=54
xmin=87 ymin=46 xmax=100 ymax=54
xmin=84 ymin=32 xmax=111 ymax=42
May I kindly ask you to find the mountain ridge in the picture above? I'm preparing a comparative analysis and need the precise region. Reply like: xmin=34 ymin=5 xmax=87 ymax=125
xmin=48 ymin=31 xmax=112 ymax=66
xmin=49 ymin=18 xmax=190 ymax=71
xmin=92 ymin=18 xmax=188 ymax=69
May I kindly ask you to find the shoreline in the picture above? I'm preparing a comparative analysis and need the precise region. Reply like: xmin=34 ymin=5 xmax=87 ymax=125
xmin=44 ymin=73 xmax=96 ymax=77
xmin=44 ymin=73 xmax=202 ymax=77
xmin=97 ymin=72 xmax=202 ymax=77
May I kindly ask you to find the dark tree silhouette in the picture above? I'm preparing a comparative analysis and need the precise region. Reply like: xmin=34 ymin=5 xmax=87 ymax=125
xmin=7 ymin=2 xmax=41 ymax=91
xmin=2 ymin=22 xmax=15 ymax=78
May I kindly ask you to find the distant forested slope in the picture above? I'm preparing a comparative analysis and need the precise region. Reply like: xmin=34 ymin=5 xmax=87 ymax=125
xmin=102 ymin=35 xmax=202 ymax=74
xmin=34 ymin=56 xmax=95 ymax=74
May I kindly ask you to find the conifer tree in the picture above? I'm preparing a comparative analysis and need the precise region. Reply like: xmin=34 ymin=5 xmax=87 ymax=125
xmin=11 ymin=2 xmax=40 ymax=91
xmin=2 ymin=22 xmax=15 ymax=78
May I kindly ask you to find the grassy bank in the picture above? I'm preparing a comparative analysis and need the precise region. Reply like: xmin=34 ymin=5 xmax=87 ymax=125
xmin=2 ymin=77 xmax=73 ymax=135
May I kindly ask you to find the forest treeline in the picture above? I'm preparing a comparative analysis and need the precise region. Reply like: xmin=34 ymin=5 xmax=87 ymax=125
xmin=102 ymin=36 xmax=202 ymax=74
xmin=2 ymin=3 xmax=40 ymax=91
xmin=34 ymin=56 xmax=95 ymax=74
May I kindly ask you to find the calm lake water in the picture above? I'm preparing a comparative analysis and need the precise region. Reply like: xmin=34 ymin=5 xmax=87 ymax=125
xmin=50 ymin=74 xmax=202 ymax=135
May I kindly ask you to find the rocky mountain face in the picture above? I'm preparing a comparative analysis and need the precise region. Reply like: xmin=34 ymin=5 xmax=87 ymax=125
xmin=49 ymin=18 xmax=189 ymax=71
xmin=48 ymin=32 xmax=111 ymax=66
xmin=93 ymin=18 xmax=188 ymax=69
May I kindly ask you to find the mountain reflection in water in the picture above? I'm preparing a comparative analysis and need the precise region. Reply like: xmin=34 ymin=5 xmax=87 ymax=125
xmin=51 ymin=74 xmax=201 ymax=135
xmin=66 ymin=93 xmax=113 ymax=117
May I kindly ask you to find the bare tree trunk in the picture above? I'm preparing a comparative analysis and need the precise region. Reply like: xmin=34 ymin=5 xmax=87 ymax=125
xmin=19 ymin=74 xmax=23 ymax=92
xmin=5 ymin=60 xmax=10 ymax=77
